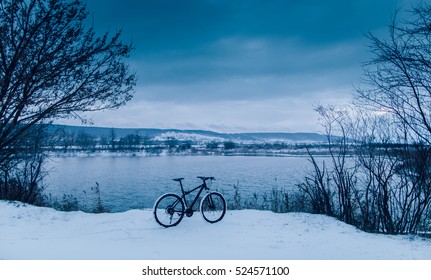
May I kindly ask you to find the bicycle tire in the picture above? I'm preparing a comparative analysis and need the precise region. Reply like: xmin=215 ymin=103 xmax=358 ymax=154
xmin=200 ymin=192 xmax=226 ymax=223
xmin=153 ymin=193 xmax=185 ymax=227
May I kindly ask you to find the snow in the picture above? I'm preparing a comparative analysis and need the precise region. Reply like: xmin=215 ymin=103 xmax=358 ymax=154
xmin=154 ymin=132 xmax=224 ymax=142
xmin=1 ymin=201 xmax=431 ymax=260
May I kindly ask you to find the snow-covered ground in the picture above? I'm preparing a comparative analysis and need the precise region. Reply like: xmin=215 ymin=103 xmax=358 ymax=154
xmin=1 ymin=201 xmax=431 ymax=260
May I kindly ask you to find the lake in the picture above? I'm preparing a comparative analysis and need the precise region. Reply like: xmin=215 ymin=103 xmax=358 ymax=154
xmin=44 ymin=155 xmax=313 ymax=212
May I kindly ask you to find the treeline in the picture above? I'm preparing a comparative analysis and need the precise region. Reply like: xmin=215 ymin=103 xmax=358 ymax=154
xmin=42 ymin=127 xmax=326 ymax=155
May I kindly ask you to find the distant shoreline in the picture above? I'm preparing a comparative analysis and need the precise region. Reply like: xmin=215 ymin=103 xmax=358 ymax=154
xmin=46 ymin=147 xmax=335 ymax=158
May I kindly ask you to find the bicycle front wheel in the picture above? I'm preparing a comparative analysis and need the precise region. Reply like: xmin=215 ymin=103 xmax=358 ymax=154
xmin=153 ymin=193 xmax=185 ymax=227
xmin=200 ymin=192 xmax=226 ymax=223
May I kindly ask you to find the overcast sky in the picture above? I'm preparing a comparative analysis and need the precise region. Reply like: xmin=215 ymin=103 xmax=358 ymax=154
xmin=66 ymin=0 xmax=423 ymax=133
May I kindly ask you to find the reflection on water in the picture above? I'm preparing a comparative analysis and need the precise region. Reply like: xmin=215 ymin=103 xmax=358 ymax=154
xmin=44 ymin=155 xmax=312 ymax=212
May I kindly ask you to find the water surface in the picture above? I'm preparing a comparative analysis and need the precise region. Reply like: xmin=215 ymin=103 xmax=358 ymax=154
xmin=44 ymin=155 xmax=312 ymax=212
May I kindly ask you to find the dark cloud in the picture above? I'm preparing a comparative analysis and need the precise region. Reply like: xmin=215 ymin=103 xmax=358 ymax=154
xmin=73 ymin=0 xmax=423 ymax=132
xmin=85 ymin=0 xmax=405 ymax=89
xmin=87 ymin=0 xmax=402 ymax=48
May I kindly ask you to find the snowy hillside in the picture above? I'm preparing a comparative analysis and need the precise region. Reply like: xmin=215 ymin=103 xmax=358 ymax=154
xmin=48 ymin=124 xmax=328 ymax=143
xmin=153 ymin=131 xmax=225 ymax=142
xmin=1 ymin=201 xmax=430 ymax=260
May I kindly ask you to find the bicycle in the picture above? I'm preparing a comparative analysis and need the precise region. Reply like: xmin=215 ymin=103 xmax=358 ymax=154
xmin=153 ymin=176 xmax=226 ymax=227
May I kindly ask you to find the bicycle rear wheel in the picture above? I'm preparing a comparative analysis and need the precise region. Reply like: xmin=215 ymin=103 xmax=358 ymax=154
xmin=153 ymin=193 xmax=185 ymax=227
xmin=200 ymin=192 xmax=226 ymax=223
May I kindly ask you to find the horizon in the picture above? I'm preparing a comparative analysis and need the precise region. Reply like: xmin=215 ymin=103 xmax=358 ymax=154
xmin=51 ymin=123 xmax=324 ymax=135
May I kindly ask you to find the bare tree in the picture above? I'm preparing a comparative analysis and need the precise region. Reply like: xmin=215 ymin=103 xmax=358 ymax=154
xmin=300 ymin=104 xmax=431 ymax=234
xmin=0 ymin=124 xmax=48 ymax=204
xmin=0 ymin=0 xmax=135 ymax=204
xmin=299 ymin=4 xmax=431 ymax=234
xmin=353 ymin=3 xmax=431 ymax=233
xmin=299 ymin=105 xmax=359 ymax=222
xmin=298 ymin=153 xmax=334 ymax=216
xmin=0 ymin=0 xmax=136 ymax=166
xmin=315 ymin=105 xmax=360 ymax=225
xmin=356 ymin=3 xmax=431 ymax=144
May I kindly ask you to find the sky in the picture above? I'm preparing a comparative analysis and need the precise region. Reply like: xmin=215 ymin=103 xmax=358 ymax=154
xmin=64 ymin=0 xmax=424 ymax=133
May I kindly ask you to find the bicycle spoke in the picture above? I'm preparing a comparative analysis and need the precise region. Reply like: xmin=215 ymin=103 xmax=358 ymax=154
xmin=154 ymin=193 xmax=185 ymax=227
xmin=200 ymin=192 xmax=226 ymax=223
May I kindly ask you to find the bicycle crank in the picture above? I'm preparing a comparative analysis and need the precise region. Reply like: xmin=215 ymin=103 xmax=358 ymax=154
xmin=185 ymin=208 xmax=194 ymax=217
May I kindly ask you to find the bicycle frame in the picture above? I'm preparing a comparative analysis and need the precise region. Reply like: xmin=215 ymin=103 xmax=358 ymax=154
xmin=176 ymin=179 xmax=209 ymax=210
xmin=153 ymin=176 xmax=226 ymax=227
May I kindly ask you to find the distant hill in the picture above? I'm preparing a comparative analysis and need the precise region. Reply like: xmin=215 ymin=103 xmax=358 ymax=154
xmin=48 ymin=124 xmax=328 ymax=143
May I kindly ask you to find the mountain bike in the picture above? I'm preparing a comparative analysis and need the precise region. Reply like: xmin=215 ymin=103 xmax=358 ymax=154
xmin=153 ymin=176 xmax=226 ymax=227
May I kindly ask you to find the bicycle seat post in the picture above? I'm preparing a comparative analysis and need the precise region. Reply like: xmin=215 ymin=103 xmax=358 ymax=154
xmin=179 ymin=180 xmax=185 ymax=194
xmin=173 ymin=178 xmax=185 ymax=194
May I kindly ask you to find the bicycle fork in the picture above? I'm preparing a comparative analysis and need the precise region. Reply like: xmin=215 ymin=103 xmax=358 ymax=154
xmin=206 ymin=194 xmax=216 ymax=210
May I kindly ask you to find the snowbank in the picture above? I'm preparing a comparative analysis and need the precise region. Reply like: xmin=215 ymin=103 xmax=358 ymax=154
xmin=1 ymin=201 xmax=430 ymax=260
